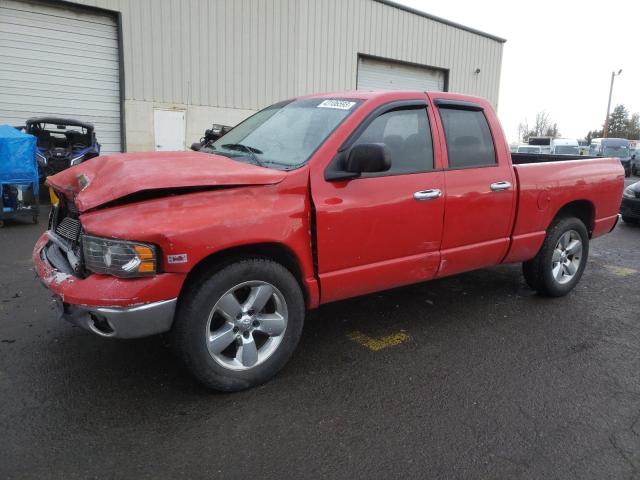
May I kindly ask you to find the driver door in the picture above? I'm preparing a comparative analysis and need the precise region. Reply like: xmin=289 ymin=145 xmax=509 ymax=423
xmin=311 ymin=100 xmax=445 ymax=303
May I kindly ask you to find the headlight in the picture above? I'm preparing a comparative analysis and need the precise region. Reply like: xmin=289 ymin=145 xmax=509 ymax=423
xmin=36 ymin=152 xmax=47 ymax=166
xmin=623 ymin=187 xmax=635 ymax=199
xmin=70 ymin=154 xmax=85 ymax=166
xmin=83 ymin=236 xmax=158 ymax=277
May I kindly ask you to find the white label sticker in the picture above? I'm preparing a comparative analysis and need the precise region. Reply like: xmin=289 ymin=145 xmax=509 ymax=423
xmin=167 ymin=254 xmax=188 ymax=264
xmin=317 ymin=99 xmax=357 ymax=110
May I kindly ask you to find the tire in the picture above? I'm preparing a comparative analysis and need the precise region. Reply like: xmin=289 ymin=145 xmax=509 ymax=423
xmin=522 ymin=217 xmax=589 ymax=297
xmin=172 ymin=258 xmax=305 ymax=392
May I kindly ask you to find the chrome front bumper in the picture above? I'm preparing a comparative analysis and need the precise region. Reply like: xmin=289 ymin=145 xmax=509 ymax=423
xmin=56 ymin=297 xmax=177 ymax=339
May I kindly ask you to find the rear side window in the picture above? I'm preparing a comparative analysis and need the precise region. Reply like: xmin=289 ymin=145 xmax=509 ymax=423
xmin=352 ymin=108 xmax=434 ymax=174
xmin=439 ymin=108 xmax=496 ymax=168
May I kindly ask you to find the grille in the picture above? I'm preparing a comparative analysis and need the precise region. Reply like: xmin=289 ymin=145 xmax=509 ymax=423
xmin=55 ymin=216 xmax=81 ymax=243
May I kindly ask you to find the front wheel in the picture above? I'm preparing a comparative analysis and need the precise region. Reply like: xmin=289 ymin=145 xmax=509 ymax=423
xmin=172 ymin=258 xmax=305 ymax=392
xmin=523 ymin=217 xmax=589 ymax=297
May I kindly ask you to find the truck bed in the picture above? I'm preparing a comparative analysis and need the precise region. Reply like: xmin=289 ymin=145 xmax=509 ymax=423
xmin=502 ymin=156 xmax=624 ymax=264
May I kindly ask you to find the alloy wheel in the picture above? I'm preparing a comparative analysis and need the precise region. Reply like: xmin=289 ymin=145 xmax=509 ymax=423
xmin=205 ymin=281 xmax=288 ymax=371
xmin=551 ymin=230 xmax=583 ymax=285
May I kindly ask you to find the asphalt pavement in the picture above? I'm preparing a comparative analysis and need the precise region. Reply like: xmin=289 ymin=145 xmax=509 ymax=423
xmin=1 ymin=181 xmax=639 ymax=479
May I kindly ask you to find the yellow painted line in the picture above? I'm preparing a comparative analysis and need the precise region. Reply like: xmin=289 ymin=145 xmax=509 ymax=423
xmin=347 ymin=330 xmax=410 ymax=352
xmin=604 ymin=265 xmax=638 ymax=277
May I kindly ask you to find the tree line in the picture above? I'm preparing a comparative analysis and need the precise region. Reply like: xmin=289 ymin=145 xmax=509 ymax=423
xmin=518 ymin=104 xmax=640 ymax=144
xmin=584 ymin=105 xmax=640 ymax=144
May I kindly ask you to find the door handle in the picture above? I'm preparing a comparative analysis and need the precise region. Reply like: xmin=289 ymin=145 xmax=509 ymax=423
xmin=490 ymin=181 xmax=512 ymax=192
xmin=414 ymin=189 xmax=442 ymax=201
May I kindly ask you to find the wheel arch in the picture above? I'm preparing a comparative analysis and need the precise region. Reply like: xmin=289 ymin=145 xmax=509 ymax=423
xmin=179 ymin=242 xmax=309 ymax=306
xmin=550 ymin=200 xmax=595 ymax=237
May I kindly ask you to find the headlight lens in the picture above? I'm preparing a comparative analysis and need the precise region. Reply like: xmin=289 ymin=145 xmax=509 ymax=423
xmin=623 ymin=187 xmax=635 ymax=199
xmin=83 ymin=236 xmax=158 ymax=277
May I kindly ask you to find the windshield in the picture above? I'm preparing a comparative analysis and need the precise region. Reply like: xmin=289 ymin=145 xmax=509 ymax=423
xmin=603 ymin=145 xmax=630 ymax=158
xmin=208 ymin=98 xmax=362 ymax=170
xmin=554 ymin=145 xmax=579 ymax=155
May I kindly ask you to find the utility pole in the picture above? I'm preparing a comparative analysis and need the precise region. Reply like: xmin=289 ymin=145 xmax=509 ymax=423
xmin=603 ymin=69 xmax=622 ymax=138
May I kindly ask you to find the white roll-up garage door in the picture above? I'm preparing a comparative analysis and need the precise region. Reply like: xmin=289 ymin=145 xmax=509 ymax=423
xmin=0 ymin=0 xmax=122 ymax=153
xmin=357 ymin=56 xmax=446 ymax=92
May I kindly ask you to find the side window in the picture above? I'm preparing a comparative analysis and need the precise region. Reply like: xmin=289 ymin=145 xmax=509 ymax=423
xmin=352 ymin=108 xmax=434 ymax=174
xmin=438 ymin=108 xmax=496 ymax=168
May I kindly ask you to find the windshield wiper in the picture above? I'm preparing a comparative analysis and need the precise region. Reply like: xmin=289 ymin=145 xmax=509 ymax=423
xmin=221 ymin=143 xmax=265 ymax=167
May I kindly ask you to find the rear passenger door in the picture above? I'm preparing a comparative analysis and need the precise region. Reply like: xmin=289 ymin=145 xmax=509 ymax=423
xmin=431 ymin=97 xmax=516 ymax=277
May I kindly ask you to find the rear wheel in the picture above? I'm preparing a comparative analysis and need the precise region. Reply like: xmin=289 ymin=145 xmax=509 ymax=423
xmin=172 ymin=258 xmax=305 ymax=392
xmin=523 ymin=217 xmax=589 ymax=297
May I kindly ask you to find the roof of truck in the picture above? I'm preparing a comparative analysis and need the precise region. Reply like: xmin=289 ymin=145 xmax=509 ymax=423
xmin=298 ymin=90 xmax=487 ymax=104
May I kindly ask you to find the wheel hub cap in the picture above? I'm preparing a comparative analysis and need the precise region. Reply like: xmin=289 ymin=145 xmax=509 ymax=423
xmin=205 ymin=280 xmax=288 ymax=371
xmin=551 ymin=230 xmax=583 ymax=285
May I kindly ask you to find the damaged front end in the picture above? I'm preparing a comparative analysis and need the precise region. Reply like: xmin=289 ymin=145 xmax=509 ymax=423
xmin=33 ymin=188 xmax=184 ymax=338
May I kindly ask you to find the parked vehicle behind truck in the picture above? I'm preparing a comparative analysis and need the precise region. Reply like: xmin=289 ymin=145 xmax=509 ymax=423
xmin=528 ymin=136 xmax=553 ymax=153
xmin=589 ymin=138 xmax=632 ymax=177
xmin=34 ymin=91 xmax=624 ymax=391
xmin=550 ymin=138 xmax=580 ymax=155
xmin=24 ymin=118 xmax=100 ymax=182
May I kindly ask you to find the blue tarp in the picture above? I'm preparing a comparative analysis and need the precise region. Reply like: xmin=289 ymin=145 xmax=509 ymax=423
xmin=0 ymin=124 xmax=38 ymax=192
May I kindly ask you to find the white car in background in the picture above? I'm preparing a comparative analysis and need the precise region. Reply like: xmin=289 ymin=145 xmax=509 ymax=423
xmin=550 ymin=138 xmax=580 ymax=155
xmin=516 ymin=145 xmax=543 ymax=154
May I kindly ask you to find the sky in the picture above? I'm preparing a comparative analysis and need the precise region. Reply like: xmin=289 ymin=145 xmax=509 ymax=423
xmin=397 ymin=0 xmax=640 ymax=143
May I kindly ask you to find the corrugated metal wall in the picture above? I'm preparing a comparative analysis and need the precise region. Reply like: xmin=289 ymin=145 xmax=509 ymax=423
xmin=67 ymin=0 xmax=503 ymax=108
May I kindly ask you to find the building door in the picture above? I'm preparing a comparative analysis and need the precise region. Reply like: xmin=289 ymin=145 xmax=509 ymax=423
xmin=0 ymin=0 xmax=122 ymax=153
xmin=356 ymin=56 xmax=446 ymax=92
xmin=154 ymin=109 xmax=185 ymax=151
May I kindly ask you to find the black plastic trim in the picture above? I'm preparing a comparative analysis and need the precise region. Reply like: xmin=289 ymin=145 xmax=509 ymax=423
xmin=434 ymin=99 xmax=484 ymax=111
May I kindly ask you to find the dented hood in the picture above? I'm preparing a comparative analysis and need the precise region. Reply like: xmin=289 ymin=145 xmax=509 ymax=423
xmin=46 ymin=151 xmax=287 ymax=211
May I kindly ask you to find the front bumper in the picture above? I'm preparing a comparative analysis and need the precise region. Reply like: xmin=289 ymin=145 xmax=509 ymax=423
xmin=33 ymin=231 xmax=185 ymax=339
xmin=620 ymin=196 xmax=640 ymax=220
xmin=56 ymin=297 xmax=177 ymax=338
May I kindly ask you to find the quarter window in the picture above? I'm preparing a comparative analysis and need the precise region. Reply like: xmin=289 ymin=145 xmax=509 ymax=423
xmin=352 ymin=108 xmax=434 ymax=174
xmin=439 ymin=108 xmax=496 ymax=168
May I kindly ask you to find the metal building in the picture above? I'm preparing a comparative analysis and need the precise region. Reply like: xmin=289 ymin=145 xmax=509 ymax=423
xmin=0 ymin=0 xmax=505 ymax=153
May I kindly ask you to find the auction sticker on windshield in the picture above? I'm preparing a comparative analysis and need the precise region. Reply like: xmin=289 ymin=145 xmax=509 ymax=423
xmin=317 ymin=100 xmax=357 ymax=110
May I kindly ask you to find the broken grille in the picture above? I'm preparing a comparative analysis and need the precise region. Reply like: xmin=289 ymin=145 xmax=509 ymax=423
xmin=55 ymin=216 xmax=81 ymax=243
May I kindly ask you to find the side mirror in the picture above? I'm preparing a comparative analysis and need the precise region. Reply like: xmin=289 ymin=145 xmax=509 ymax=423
xmin=324 ymin=142 xmax=392 ymax=181
xmin=344 ymin=143 xmax=391 ymax=174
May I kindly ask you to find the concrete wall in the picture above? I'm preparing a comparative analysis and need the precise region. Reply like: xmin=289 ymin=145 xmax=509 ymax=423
xmin=62 ymin=0 xmax=505 ymax=151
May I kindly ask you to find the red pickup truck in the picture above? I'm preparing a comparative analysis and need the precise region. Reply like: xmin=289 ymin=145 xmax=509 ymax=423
xmin=34 ymin=91 xmax=624 ymax=391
